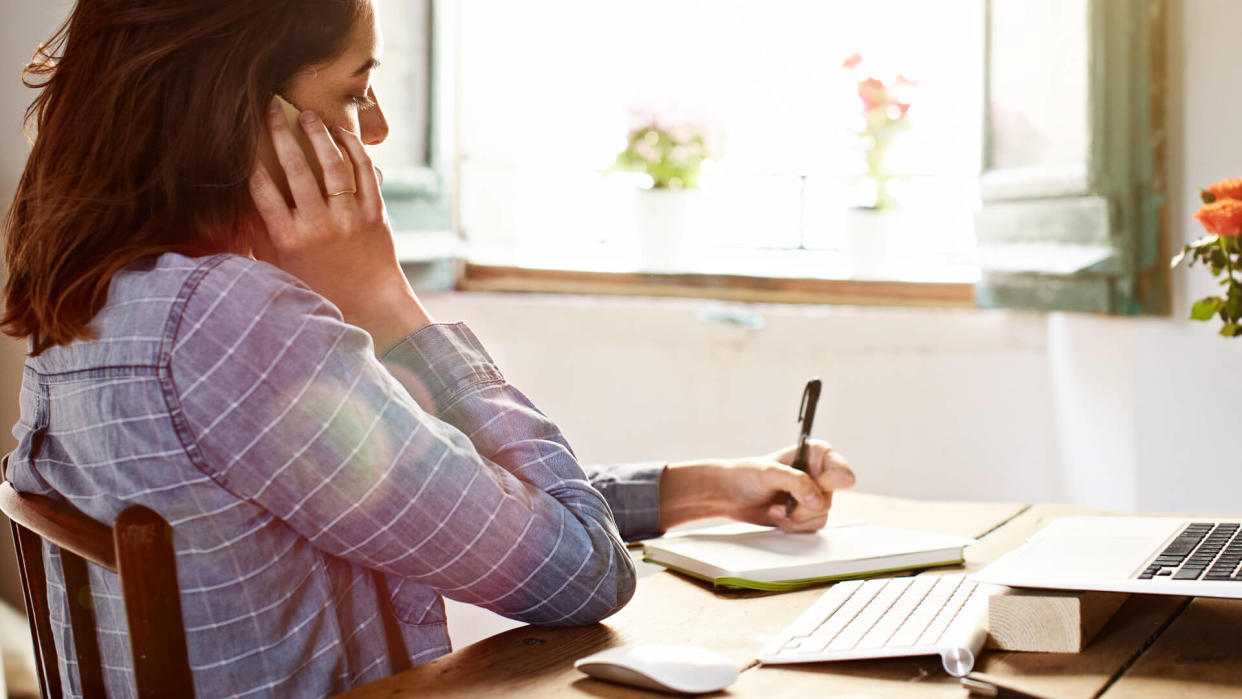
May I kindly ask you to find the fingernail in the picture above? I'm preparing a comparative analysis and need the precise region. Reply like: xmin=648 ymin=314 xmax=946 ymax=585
xmin=300 ymin=110 xmax=318 ymax=124
xmin=806 ymin=492 xmax=823 ymax=508
xmin=830 ymin=470 xmax=855 ymax=488
xmin=268 ymin=97 xmax=280 ymax=114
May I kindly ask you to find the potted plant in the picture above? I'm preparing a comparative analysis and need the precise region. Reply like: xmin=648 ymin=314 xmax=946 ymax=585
xmin=1171 ymin=178 xmax=1242 ymax=336
xmin=841 ymin=53 xmax=916 ymax=274
xmin=612 ymin=107 xmax=723 ymax=270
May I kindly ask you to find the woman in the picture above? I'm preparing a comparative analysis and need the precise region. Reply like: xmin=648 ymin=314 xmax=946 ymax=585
xmin=2 ymin=0 xmax=854 ymax=696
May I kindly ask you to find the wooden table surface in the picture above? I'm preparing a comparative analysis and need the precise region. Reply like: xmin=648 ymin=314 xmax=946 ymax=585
xmin=341 ymin=492 xmax=1242 ymax=698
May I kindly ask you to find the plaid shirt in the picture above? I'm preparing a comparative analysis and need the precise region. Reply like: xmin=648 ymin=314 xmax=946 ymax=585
xmin=8 ymin=253 xmax=661 ymax=698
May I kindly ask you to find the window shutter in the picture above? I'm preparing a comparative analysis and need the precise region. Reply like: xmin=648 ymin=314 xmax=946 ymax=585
xmin=974 ymin=0 xmax=1166 ymax=314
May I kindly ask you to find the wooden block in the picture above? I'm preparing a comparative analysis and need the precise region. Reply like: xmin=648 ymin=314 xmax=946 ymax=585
xmin=986 ymin=587 xmax=1129 ymax=653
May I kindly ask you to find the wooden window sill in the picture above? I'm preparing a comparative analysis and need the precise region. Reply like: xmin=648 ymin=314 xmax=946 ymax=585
xmin=457 ymin=263 xmax=976 ymax=308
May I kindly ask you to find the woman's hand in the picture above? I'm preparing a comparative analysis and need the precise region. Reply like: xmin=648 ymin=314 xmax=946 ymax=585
xmin=657 ymin=440 xmax=855 ymax=533
xmin=248 ymin=97 xmax=432 ymax=352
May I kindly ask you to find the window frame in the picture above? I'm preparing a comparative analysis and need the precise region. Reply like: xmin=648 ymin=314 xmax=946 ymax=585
xmin=973 ymin=0 xmax=1168 ymax=314
xmin=383 ymin=0 xmax=457 ymax=239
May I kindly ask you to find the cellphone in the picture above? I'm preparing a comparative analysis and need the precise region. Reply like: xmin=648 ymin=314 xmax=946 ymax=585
xmin=256 ymin=95 xmax=356 ymax=203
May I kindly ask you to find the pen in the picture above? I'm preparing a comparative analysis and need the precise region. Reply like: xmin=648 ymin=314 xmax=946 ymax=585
xmin=785 ymin=378 xmax=822 ymax=519
xmin=960 ymin=675 xmax=1046 ymax=698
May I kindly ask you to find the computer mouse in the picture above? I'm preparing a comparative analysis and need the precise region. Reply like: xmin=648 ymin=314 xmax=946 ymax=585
xmin=574 ymin=643 xmax=739 ymax=694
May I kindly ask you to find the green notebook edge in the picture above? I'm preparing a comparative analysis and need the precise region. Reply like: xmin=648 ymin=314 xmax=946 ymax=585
xmin=640 ymin=555 xmax=967 ymax=592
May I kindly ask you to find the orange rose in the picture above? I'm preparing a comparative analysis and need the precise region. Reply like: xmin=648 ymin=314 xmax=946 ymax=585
xmin=1194 ymin=198 xmax=1242 ymax=237
xmin=1204 ymin=177 xmax=1242 ymax=203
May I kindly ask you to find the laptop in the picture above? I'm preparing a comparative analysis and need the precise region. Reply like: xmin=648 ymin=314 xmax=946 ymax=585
xmin=971 ymin=516 xmax=1242 ymax=599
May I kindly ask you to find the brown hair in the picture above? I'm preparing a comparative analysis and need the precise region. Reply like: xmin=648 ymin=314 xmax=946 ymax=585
xmin=3 ymin=0 xmax=372 ymax=354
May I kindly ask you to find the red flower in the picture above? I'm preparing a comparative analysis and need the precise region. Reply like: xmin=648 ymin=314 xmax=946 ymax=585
xmin=1204 ymin=177 xmax=1242 ymax=203
xmin=1194 ymin=198 xmax=1242 ymax=237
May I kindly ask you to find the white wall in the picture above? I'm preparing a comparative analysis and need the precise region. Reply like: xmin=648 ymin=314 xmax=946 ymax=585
xmin=420 ymin=293 xmax=1065 ymax=503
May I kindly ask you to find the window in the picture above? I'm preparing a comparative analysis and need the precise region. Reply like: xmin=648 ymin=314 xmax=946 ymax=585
xmin=455 ymin=0 xmax=982 ymax=281
xmin=374 ymin=0 xmax=1166 ymax=314
xmin=975 ymin=0 xmax=1167 ymax=314
xmin=369 ymin=1 xmax=454 ymax=239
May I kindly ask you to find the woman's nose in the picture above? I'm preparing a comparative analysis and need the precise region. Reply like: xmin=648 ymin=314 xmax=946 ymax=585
xmin=361 ymin=88 xmax=389 ymax=146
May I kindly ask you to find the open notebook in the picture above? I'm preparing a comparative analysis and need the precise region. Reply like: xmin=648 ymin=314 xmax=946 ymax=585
xmin=642 ymin=521 xmax=975 ymax=591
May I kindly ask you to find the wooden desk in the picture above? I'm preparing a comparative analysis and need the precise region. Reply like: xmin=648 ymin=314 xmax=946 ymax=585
xmin=342 ymin=492 xmax=1242 ymax=698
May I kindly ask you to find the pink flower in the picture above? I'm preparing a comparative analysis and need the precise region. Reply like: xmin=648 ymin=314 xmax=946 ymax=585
xmin=857 ymin=78 xmax=886 ymax=110
xmin=842 ymin=52 xmax=863 ymax=70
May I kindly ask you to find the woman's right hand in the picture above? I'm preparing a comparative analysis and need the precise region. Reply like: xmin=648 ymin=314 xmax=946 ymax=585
xmin=248 ymin=97 xmax=432 ymax=352
xmin=657 ymin=440 xmax=855 ymax=533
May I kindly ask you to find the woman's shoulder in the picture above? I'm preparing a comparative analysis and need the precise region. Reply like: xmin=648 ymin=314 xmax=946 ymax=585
xmin=107 ymin=251 xmax=334 ymax=317
xmin=30 ymin=252 xmax=337 ymax=374
xmin=106 ymin=251 xmax=349 ymax=348
xmin=158 ymin=252 xmax=364 ymax=369
xmin=113 ymin=251 xmax=306 ymax=300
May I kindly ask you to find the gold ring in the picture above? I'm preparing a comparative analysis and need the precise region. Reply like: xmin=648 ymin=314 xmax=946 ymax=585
xmin=328 ymin=189 xmax=357 ymax=197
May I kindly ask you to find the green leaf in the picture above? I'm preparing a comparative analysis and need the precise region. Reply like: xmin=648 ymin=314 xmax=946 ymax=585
xmin=1227 ymin=296 xmax=1242 ymax=322
xmin=1219 ymin=322 xmax=1242 ymax=337
xmin=1227 ymin=285 xmax=1242 ymax=321
xmin=1191 ymin=296 xmax=1223 ymax=321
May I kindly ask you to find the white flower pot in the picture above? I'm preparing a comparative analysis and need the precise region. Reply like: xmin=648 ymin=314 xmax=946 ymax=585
xmin=633 ymin=188 xmax=701 ymax=272
xmin=846 ymin=208 xmax=904 ymax=278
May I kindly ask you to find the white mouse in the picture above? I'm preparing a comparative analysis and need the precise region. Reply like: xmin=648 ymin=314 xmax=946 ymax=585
xmin=574 ymin=643 xmax=739 ymax=694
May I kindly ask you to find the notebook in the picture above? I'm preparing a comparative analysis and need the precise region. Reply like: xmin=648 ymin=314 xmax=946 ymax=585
xmin=642 ymin=521 xmax=975 ymax=591
xmin=971 ymin=516 xmax=1242 ymax=599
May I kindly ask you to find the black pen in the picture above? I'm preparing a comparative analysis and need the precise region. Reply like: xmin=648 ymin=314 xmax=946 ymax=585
xmin=785 ymin=378 xmax=822 ymax=519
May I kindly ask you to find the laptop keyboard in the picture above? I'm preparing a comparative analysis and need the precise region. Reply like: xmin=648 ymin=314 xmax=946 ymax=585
xmin=1137 ymin=522 xmax=1242 ymax=581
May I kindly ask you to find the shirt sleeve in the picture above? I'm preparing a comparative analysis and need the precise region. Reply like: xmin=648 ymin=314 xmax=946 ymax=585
xmin=164 ymin=256 xmax=635 ymax=626
xmin=583 ymin=463 xmax=665 ymax=541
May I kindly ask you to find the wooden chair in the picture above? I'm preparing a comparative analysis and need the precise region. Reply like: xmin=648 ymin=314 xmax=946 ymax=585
xmin=0 ymin=480 xmax=193 ymax=698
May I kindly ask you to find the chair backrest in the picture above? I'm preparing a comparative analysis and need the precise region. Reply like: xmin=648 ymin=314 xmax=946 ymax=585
xmin=0 ymin=480 xmax=194 ymax=698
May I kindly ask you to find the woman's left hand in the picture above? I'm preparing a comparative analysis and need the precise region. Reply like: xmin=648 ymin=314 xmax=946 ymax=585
xmin=248 ymin=99 xmax=432 ymax=351
xmin=658 ymin=440 xmax=855 ymax=533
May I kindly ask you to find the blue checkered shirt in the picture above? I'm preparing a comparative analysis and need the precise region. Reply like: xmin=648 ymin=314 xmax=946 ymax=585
xmin=7 ymin=253 xmax=662 ymax=697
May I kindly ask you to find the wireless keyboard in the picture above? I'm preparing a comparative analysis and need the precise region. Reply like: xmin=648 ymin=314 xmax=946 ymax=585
xmin=759 ymin=573 xmax=1000 ymax=677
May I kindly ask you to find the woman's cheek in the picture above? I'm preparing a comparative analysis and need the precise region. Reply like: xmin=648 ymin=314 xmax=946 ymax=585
xmin=326 ymin=110 xmax=361 ymax=136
